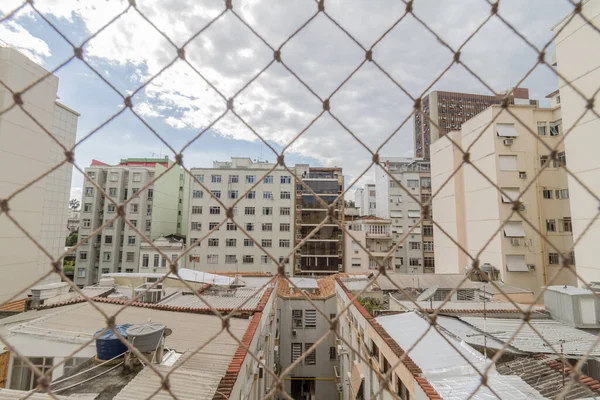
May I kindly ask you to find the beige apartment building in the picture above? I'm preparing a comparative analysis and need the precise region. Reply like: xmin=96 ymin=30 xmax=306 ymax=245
xmin=345 ymin=216 xmax=393 ymax=273
xmin=431 ymin=99 xmax=575 ymax=294
xmin=0 ymin=47 xmax=78 ymax=302
xmin=553 ymin=0 xmax=600 ymax=285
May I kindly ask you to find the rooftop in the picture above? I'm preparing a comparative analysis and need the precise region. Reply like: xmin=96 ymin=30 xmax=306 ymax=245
xmin=277 ymin=275 xmax=338 ymax=299
xmin=375 ymin=273 xmax=481 ymax=291
xmin=545 ymin=285 xmax=595 ymax=296
xmin=102 ymin=269 xmax=235 ymax=286
xmin=157 ymin=286 xmax=272 ymax=313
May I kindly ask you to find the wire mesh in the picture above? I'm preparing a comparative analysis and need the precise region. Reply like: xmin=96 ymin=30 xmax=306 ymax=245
xmin=0 ymin=0 xmax=599 ymax=399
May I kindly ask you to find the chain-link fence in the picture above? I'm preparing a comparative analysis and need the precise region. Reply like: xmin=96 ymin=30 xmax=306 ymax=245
xmin=1 ymin=0 xmax=600 ymax=399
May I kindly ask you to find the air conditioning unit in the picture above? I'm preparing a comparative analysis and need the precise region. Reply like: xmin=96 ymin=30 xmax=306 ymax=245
xmin=336 ymin=383 xmax=343 ymax=393
xmin=503 ymin=139 xmax=514 ymax=146
xmin=519 ymin=172 xmax=527 ymax=179
xmin=519 ymin=204 xmax=526 ymax=211
xmin=510 ymin=238 xmax=520 ymax=246
xmin=527 ymin=264 xmax=536 ymax=271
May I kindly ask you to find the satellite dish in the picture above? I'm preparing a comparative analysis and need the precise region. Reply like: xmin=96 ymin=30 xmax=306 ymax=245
xmin=416 ymin=285 xmax=439 ymax=302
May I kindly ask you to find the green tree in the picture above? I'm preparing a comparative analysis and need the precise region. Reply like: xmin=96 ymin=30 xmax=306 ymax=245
xmin=65 ymin=231 xmax=78 ymax=246
xmin=357 ymin=297 xmax=384 ymax=316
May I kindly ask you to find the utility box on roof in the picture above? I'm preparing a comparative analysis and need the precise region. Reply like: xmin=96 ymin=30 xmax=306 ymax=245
xmin=544 ymin=286 xmax=600 ymax=328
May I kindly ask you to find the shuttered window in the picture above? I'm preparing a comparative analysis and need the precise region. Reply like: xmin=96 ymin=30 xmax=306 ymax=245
xmin=291 ymin=343 xmax=302 ymax=363
xmin=305 ymin=343 xmax=316 ymax=365
xmin=305 ymin=309 xmax=317 ymax=329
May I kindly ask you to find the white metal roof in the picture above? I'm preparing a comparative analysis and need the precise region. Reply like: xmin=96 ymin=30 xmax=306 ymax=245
xmin=375 ymin=312 xmax=543 ymax=399
xmin=376 ymin=273 xmax=481 ymax=291
xmin=391 ymin=299 xmax=543 ymax=312
xmin=289 ymin=277 xmax=319 ymax=289
xmin=545 ymin=285 xmax=594 ymax=296
xmin=460 ymin=317 xmax=600 ymax=357
xmin=436 ymin=316 xmax=525 ymax=353
xmin=102 ymin=269 xmax=234 ymax=286
xmin=158 ymin=287 xmax=267 ymax=311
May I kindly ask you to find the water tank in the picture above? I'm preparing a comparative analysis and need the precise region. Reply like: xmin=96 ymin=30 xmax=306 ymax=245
xmin=95 ymin=324 xmax=132 ymax=360
xmin=126 ymin=323 xmax=166 ymax=353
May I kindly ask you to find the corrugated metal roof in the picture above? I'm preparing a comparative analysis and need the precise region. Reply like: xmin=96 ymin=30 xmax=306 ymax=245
xmin=471 ymin=281 xmax=533 ymax=295
xmin=375 ymin=312 xmax=544 ymax=399
xmin=0 ymin=389 xmax=96 ymax=399
xmin=460 ymin=317 xmax=600 ymax=356
xmin=103 ymin=269 xmax=234 ymax=286
xmin=289 ymin=277 xmax=319 ymax=289
xmin=392 ymin=299 xmax=544 ymax=313
xmin=376 ymin=273 xmax=480 ymax=291
xmin=437 ymin=316 xmax=524 ymax=353
xmin=158 ymin=287 xmax=267 ymax=311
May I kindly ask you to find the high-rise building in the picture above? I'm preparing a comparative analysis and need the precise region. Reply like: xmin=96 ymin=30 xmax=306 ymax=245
xmin=430 ymin=97 xmax=575 ymax=295
xmin=375 ymin=158 xmax=434 ymax=273
xmin=0 ymin=47 xmax=78 ymax=302
xmin=354 ymin=184 xmax=377 ymax=216
xmin=75 ymin=157 xmax=183 ymax=286
xmin=414 ymin=88 xmax=538 ymax=159
xmin=295 ymin=167 xmax=345 ymax=275
xmin=553 ymin=0 xmax=600 ymax=285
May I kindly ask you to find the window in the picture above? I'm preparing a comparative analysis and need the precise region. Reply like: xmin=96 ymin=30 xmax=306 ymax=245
xmin=226 ymin=238 xmax=237 ymax=247
xmin=126 ymin=252 xmax=134 ymax=262
xmin=279 ymin=239 xmax=290 ymax=248
xmin=280 ymin=207 xmax=291 ymax=216
xmin=207 ymin=254 xmax=218 ymax=264
xmin=280 ymin=191 xmax=291 ymax=199
xmin=433 ymin=289 xmax=451 ymax=301
xmin=103 ymin=252 xmax=111 ymax=262
xmin=76 ymin=268 xmax=86 ymax=278
xmin=246 ymin=191 xmax=256 ymax=199
xmin=421 ymin=177 xmax=431 ymax=188
xmin=546 ymin=219 xmax=556 ymax=232
xmin=409 ymin=258 xmax=421 ymax=266
xmin=556 ymin=151 xmax=567 ymax=167
xmin=304 ymin=310 xmax=317 ymax=328
xmin=193 ymin=174 xmax=204 ymax=182
xmin=131 ymin=188 xmax=139 ymax=196
xmin=304 ymin=344 xmax=316 ymax=365
xmin=292 ymin=310 xmax=303 ymax=328
xmin=228 ymin=190 xmax=238 ymax=199
xmin=280 ymin=223 xmax=290 ymax=232
xmin=245 ymin=207 xmax=255 ymax=215
xmin=130 ymin=219 xmax=137 ymax=228
xmin=556 ymin=189 xmax=569 ymax=199
xmin=263 ymin=175 xmax=273 ymax=184
xmin=128 ymin=236 xmax=136 ymax=245
xmin=192 ymin=190 xmax=203 ymax=199
xmin=351 ymin=258 xmax=361 ymax=268
xmin=229 ymin=175 xmax=239 ymax=183
xmin=550 ymin=119 xmax=562 ymax=136
xmin=108 ymin=187 xmax=117 ymax=197
xmin=262 ymin=239 xmax=272 ymax=248
xmin=211 ymin=190 xmax=221 ymax=199
xmin=395 ymin=257 xmax=404 ymax=268
xmin=423 ymin=241 xmax=434 ymax=252
xmin=101 ymin=268 xmax=110 ymax=274
xmin=132 ymin=173 xmax=142 ymax=182
xmin=407 ymin=179 xmax=419 ymax=188
xmin=85 ymin=187 xmax=94 ymax=196
xmin=281 ymin=176 xmax=291 ymax=184
xmin=263 ymin=207 xmax=273 ymax=215
xmin=390 ymin=180 xmax=398 ymax=188
xmin=147 ymin=203 xmax=152 ymax=215
xmin=263 ymin=191 xmax=273 ymax=200
xmin=209 ymin=206 xmax=221 ymax=215
xmin=192 ymin=206 xmax=202 ymax=214
xmin=211 ymin=174 xmax=222 ymax=183
xmin=549 ymin=252 xmax=560 ymax=264
xmin=329 ymin=346 xmax=336 ymax=360
xmin=105 ymin=235 xmax=113 ymax=245
xmin=226 ymin=222 xmax=237 ymax=231
xmin=543 ymin=189 xmax=553 ymax=199
xmin=208 ymin=238 xmax=219 ymax=247
xmin=245 ymin=222 xmax=254 ymax=231
xmin=109 ymin=172 xmax=119 ymax=182
xmin=261 ymin=255 xmax=271 ymax=264
xmin=423 ymin=225 xmax=433 ymax=236
xmin=369 ymin=202 xmax=376 ymax=209
xmin=79 ymin=251 xmax=88 ymax=261
xmin=537 ymin=121 xmax=548 ymax=136
xmin=540 ymin=155 xmax=550 ymax=167
xmin=499 ymin=155 xmax=518 ymax=171
xmin=10 ymin=357 xmax=54 ymax=391
xmin=225 ymin=255 xmax=237 ymax=264
xmin=291 ymin=343 xmax=302 ymax=363
xmin=154 ymin=254 xmax=159 ymax=267
xmin=209 ymin=222 xmax=219 ymax=231
xmin=562 ymin=217 xmax=572 ymax=232
xmin=83 ymin=203 xmax=92 ymax=212
xmin=424 ymin=257 xmax=435 ymax=270
xmin=87 ymin=171 xmax=95 ymax=179
xmin=243 ymin=255 xmax=254 ymax=264
xmin=191 ymin=222 xmax=202 ymax=231
xmin=142 ymin=254 xmax=149 ymax=267
xmin=130 ymin=203 xmax=139 ymax=213
xmin=246 ymin=175 xmax=256 ymax=183
xmin=244 ymin=239 xmax=254 ymax=247
xmin=409 ymin=242 xmax=421 ymax=250
xmin=262 ymin=223 xmax=273 ymax=231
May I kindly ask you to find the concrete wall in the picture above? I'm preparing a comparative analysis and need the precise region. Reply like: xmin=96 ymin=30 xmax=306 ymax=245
xmin=150 ymin=164 xmax=182 ymax=240
xmin=554 ymin=0 xmax=600 ymax=285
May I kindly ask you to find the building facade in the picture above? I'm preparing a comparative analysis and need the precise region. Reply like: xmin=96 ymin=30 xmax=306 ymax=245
xmin=0 ymin=47 xmax=78 ymax=302
xmin=553 ymin=0 xmax=600 ymax=285
xmin=295 ymin=167 xmax=345 ymax=275
xmin=138 ymin=234 xmax=186 ymax=272
xmin=345 ymin=217 xmax=393 ymax=273
xmin=354 ymin=184 xmax=376 ymax=216
xmin=414 ymin=88 xmax=538 ymax=159
xmin=375 ymin=158 xmax=434 ymax=274
xmin=430 ymin=101 xmax=575 ymax=295
xmin=75 ymin=157 xmax=183 ymax=286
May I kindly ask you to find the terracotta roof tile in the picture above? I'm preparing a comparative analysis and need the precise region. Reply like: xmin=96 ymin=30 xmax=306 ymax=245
xmin=277 ymin=275 xmax=345 ymax=299
xmin=0 ymin=299 xmax=27 ymax=312
xmin=545 ymin=358 xmax=600 ymax=395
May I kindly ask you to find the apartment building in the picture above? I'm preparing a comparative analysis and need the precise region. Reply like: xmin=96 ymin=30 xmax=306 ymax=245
xmin=76 ymin=157 xmax=182 ymax=286
xmin=553 ymin=0 xmax=600 ymax=284
xmin=375 ymin=158 xmax=434 ymax=274
xmin=354 ymin=184 xmax=376 ymax=216
xmin=430 ymin=99 xmax=575 ymax=295
xmin=345 ymin=216 xmax=393 ymax=272
xmin=295 ymin=167 xmax=345 ymax=275
xmin=414 ymin=88 xmax=538 ymax=158
xmin=0 ymin=47 xmax=78 ymax=302
xmin=185 ymin=158 xmax=299 ymax=275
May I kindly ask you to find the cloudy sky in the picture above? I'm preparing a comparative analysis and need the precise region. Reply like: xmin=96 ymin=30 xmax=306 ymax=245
xmin=0 ymin=0 xmax=572 ymax=200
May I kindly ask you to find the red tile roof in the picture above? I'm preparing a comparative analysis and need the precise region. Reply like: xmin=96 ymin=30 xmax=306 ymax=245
xmin=0 ymin=299 xmax=27 ymax=312
xmin=546 ymin=358 xmax=600 ymax=394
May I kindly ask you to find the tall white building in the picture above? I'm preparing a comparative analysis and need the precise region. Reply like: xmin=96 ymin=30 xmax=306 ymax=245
xmin=553 ymin=0 xmax=600 ymax=285
xmin=0 ymin=47 xmax=78 ymax=303
xmin=354 ymin=184 xmax=376 ymax=216
xmin=76 ymin=157 xmax=183 ymax=286
xmin=375 ymin=158 xmax=434 ymax=273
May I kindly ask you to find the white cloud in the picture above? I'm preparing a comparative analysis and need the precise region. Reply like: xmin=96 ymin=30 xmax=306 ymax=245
xmin=0 ymin=21 xmax=51 ymax=64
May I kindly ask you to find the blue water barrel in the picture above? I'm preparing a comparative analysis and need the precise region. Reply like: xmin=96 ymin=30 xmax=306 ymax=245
xmin=95 ymin=324 xmax=132 ymax=360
